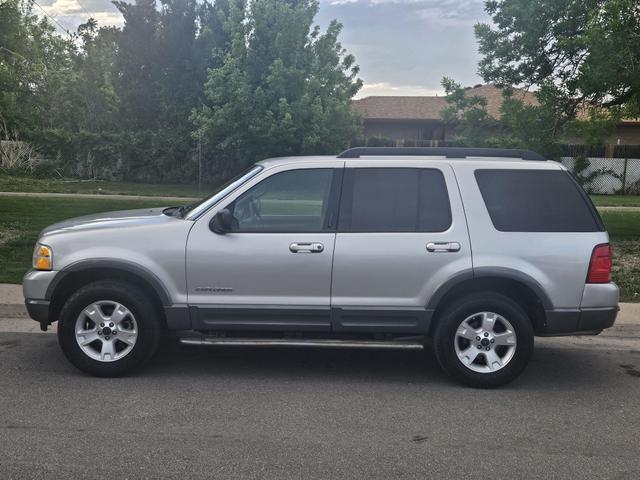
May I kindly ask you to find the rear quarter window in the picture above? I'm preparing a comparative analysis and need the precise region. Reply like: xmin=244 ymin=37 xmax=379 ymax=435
xmin=474 ymin=169 xmax=603 ymax=232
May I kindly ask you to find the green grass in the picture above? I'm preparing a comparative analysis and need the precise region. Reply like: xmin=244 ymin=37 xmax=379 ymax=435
xmin=0 ymin=195 xmax=638 ymax=302
xmin=0 ymin=196 xmax=166 ymax=284
xmin=2 ymin=172 xmax=639 ymax=205
xmin=600 ymin=211 xmax=640 ymax=302
xmin=591 ymin=195 xmax=640 ymax=207
xmin=599 ymin=211 xmax=640 ymax=237
xmin=0 ymin=172 xmax=210 ymax=198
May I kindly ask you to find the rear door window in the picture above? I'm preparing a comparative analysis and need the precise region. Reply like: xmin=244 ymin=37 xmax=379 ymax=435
xmin=338 ymin=168 xmax=452 ymax=232
xmin=475 ymin=169 xmax=603 ymax=232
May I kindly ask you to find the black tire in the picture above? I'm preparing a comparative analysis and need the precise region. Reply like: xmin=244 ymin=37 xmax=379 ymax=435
xmin=57 ymin=281 xmax=161 ymax=377
xmin=433 ymin=292 xmax=534 ymax=388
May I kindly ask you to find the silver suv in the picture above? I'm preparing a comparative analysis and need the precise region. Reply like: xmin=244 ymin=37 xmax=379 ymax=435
xmin=23 ymin=147 xmax=619 ymax=387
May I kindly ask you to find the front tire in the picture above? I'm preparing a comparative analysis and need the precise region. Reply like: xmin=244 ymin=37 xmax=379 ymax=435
xmin=433 ymin=292 xmax=534 ymax=388
xmin=57 ymin=281 xmax=161 ymax=377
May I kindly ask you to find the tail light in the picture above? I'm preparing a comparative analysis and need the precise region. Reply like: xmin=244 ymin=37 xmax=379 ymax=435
xmin=587 ymin=243 xmax=612 ymax=283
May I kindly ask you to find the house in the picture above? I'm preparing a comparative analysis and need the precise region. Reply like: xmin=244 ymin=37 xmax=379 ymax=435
xmin=352 ymin=84 xmax=640 ymax=146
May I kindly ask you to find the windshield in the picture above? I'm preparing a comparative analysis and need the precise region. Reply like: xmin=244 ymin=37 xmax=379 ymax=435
xmin=180 ymin=165 xmax=263 ymax=219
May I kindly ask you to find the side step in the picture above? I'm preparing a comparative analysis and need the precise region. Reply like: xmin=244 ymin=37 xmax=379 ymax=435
xmin=179 ymin=337 xmax=425 ymax=350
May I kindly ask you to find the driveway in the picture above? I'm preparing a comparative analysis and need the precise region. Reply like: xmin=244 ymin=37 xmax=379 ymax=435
xmin=0 ymin=303 xmax=639 ymax=479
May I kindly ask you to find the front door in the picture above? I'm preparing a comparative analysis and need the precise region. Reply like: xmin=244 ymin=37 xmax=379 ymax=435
xmin=186 ymin=164 xmax=342 ymax=332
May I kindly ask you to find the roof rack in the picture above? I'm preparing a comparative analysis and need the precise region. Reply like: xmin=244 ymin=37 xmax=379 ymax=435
xmin=337 ymin=147 xmax=546 ymax=161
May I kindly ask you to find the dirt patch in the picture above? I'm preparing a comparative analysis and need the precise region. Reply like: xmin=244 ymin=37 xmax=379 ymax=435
xmin=611 ymin=239 xmax=640 ymax=302
xmin=0 ymin=228 xmax=20 ymax=248
xmin=613 ymin=239 xmax=640 ymax=270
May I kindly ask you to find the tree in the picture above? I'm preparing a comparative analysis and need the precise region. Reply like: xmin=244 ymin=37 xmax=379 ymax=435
xmin=439 ymin=78 xmax=500 ymax=147
xmin=1 ymin=0 xmax=361 ymax=183
xmin=0 ymin=0 xmax=75 ymax=135
xmin=113 ymin=0 xmax=162 ymax=130
xmin=440 ymin=79 xmax=565 ymax=157
xmin=192 ymin=0 xmax=362 ymax=178
xmin=475 ymin=0 xmax=640 ymax=118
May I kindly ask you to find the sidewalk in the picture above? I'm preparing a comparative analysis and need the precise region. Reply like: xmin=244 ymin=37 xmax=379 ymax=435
xmin=0 ymin=191 xmax=200 ymax=203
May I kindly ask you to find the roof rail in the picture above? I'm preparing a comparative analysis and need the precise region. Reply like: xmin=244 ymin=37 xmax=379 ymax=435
xmin=337 ymin=147 xmax=546 ymax=161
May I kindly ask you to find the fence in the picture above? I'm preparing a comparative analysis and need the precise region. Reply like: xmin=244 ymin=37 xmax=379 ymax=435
xmin=354 ymin=139 xmax=640 ymax=195
xmin=559 ymin=157 xmax=640 ymax=195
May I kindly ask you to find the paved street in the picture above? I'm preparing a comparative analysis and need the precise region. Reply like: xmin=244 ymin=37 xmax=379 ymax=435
xmin=0 ymin=306 xmax=639 ymax=479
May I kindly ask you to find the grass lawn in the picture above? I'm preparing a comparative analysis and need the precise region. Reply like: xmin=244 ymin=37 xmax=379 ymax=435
xmin=600 ymin=211 xmax=640 ymax=302
xmin=2 ymin=172 xmax=639 ymax=206
xmin=0 ymin=196 xmax=638 ymax=302
xmin=0 ymin=172 xmax=211 ymax=198
xmin=591 ymin=195 xmax=640 ymax=207
xmin=0 ymin=196 xmax=166 ymax=284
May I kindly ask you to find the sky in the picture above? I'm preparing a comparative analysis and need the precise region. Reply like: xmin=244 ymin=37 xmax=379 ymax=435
xmin=37 ymin=0 xmax=491 ymax=98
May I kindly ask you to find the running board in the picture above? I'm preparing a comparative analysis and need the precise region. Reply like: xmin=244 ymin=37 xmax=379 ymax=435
xmin=179 ymin=337 xmax=425 ymax=350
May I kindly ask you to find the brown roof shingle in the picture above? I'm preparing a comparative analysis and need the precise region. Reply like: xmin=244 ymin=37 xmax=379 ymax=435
xmin=352 ymin=84 xmax=538 ymax=121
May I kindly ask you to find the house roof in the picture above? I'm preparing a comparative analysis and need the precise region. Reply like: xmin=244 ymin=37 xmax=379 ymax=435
xmin=352 ymin=84 xmax=539 ymax=121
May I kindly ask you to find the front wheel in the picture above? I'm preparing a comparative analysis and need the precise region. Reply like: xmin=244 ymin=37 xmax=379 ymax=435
xmin=57 ymin=281 xmax=161 ymax=377
xmin=433 ymin=292 xmax=534 ymax=388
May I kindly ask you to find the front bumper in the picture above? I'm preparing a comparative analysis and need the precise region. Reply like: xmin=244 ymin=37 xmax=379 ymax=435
xmin=23 ymin=270 xmax=58 ymax=331
xmin=541 ymin=307 xmax=618 ymax=336
xmin=25 ymin=299 xmax=51 ymax=331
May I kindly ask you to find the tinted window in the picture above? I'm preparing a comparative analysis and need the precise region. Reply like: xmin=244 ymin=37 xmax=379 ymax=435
xmin=339 ymin=168 xmax=451 ymax=232
xmin=475 ymin=169 xmax=601 ymax=232
xmin=230 ymin=169 xmax=334 ymax=232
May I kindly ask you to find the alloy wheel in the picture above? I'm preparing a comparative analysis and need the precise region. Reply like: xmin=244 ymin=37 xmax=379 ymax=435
xmin=74 ymin=301 xmax=138 ymax=362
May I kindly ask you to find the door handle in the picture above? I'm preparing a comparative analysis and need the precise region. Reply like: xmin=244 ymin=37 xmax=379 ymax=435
xmin=290 ymin=242 xmax=324 ymax=253
xmin=426 ymin=242 xmax=461 ymax=253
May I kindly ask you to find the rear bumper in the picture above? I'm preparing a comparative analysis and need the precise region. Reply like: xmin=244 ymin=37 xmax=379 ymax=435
xmin=540 ymin=306 xmax=618 ymax=336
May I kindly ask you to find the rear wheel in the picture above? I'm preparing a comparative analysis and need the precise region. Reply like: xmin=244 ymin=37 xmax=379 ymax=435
xmin=57 ymin=281 xmax=161 ymax=377
xmin=433 ymin=292 xmax=534 ymax=388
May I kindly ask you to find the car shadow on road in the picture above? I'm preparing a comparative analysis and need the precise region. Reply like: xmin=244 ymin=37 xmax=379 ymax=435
xmin=148 ymin=340 xmax=451 ymax=385
xmin=15 ymin=332 xmax=631 ymax=389
xmin=135 ymin=338 xmax=632 ymax=390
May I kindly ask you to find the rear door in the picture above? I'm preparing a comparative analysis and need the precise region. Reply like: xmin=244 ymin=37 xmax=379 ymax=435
xmin=330 ymin=160 xmax=472 ymax=333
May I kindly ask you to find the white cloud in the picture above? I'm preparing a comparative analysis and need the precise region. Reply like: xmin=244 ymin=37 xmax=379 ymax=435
xmin=39 ymin=0 xmax=124 ymax=31
xmin=325 ymin=0 xmax=485 ymax=25
xmin=42 ymin=0 xmax=83 ymax=16
xmin=356 ymin=82 xmax=444 ymax=98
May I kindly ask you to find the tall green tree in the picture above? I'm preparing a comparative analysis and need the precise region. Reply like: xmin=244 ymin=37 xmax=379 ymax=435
xmin=0 ymin=0 xmax=74 ymax=135
xmin=439 ymin=77 xmax=499 ymax=147
xmin=440 ymin=79 xmax=565 ymax=157
xmin=475 ymin=0 xmax=640 ymax=118
xmin=192 ymin=0 xmax=362 ymax=178
xmin=113 ymin=0 xmax=162 ymax=130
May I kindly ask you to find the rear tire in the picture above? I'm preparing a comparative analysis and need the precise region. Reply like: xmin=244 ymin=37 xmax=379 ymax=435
xmin=57 ymin=281 xmax=161 ymax=377
xmin=433 ymin=292 xmax=534 ymax=388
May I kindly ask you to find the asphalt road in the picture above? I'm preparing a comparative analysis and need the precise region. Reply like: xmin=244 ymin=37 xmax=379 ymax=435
xmin=1 ymin=319 xmax=639 ymax=479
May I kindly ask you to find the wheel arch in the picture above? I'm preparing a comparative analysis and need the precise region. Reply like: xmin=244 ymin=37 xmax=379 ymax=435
xmin=46 ymin=260 xmax=171 ymax=326
xmin=427 ymin=268 xmax=551 ymax=334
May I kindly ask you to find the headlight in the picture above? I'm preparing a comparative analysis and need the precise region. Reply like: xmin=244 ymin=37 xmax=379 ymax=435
xmin=33 ymin=244 xmax=53 ymax=271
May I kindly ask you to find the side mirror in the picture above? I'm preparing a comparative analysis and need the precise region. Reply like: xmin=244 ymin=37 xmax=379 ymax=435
xmin=210 ymin=209 xmax=234 ymax=234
